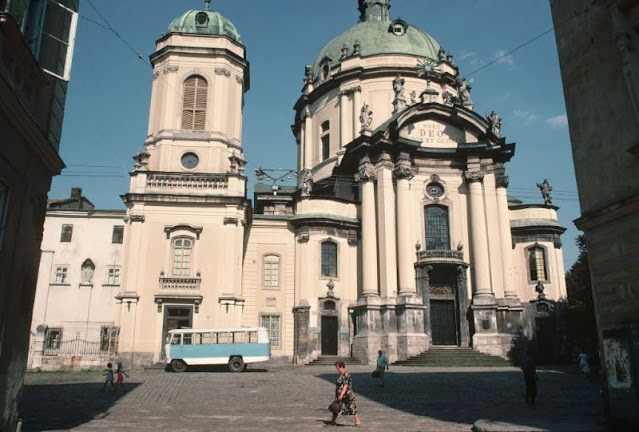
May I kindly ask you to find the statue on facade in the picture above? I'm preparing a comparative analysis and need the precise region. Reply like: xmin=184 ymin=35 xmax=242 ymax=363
xmin=353 ymin=41 xmax=361 ymax=56
xmin=392 ymin=75 xmax=407 ymax=113
xmin=81 ymin=259 xmax=94 ymax=284
xmin=486 ymin=110 xmax=502 ymax=137
xmin=457 ymin=78 xmax=473 ymax=107
xmin=438 ymin=46 xmax=446 ymax=61
xmin=442 ymin=90 xmax=456 ymax=106
xmin=359 ymin=102 xmax=373 ymax=130
xmin=303 ymin=65 xmax=313 ymax=86
xmin=340 ymin=44 xmax=349 ymax=60
xmin=535 ymin=281 xmax=546 ymax=300
xmin=536 ymin=178 xmax=553 ymax=205
xmin=300 ymin=169 xmax=313 ymax=197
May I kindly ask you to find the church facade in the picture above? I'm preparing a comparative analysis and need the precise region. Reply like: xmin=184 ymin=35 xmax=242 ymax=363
xmin=33 ymin=0 xmax=567 ymax=368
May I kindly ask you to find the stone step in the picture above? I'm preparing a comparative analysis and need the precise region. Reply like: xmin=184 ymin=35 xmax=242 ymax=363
xmin=307 ymin=356 xmax=366 ymax=366
xmin=393 ymin=347 xmax=513 ymax=367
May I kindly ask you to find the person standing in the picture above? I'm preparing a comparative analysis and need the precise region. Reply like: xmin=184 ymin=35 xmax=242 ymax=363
xmin=376 ymin=350 xmax=389 ymax=387
xmin=115 ymin=361 xmax=129 ymax=391
xmin=521 ymin=350 xmax=537 ymax=405
xmin=578 ymin=352 xmax=591 ymax=380
xmin=101 ymin=362 xmax=116 ymax=392
xmin=328 ymin=360 xmax=362 ymax=427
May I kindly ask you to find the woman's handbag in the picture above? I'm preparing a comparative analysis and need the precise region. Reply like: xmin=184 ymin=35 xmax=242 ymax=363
xmin=328 ymin=399 xmax=342 ymax=415
xmin=372 ymin=368 xmax=380 ymax=378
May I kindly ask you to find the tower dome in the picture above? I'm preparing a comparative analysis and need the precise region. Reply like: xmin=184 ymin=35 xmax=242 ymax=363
xmin=166 ymin=0 xmax=241 ymax=42
xmin=311 ymin=0 xmax=440 ymax=79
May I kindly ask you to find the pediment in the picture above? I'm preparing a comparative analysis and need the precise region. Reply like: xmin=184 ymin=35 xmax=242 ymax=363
xmin=399 ymin=119 xmax=464 ymax=148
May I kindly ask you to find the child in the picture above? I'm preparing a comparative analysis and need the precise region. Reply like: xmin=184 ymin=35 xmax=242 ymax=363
xmin=101 ymin=362 xmax=116 ymax=392
xmin=115 ymin=362 xmax=129 ymax=391
xmin=376 ymin=350 xmax=389 ymax=387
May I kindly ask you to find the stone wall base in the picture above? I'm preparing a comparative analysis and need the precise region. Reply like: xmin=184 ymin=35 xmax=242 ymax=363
xmin=472 ymin=333 xmax=514 ymax=358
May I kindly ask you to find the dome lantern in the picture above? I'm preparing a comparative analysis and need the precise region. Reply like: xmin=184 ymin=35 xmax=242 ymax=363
xmin=358 ymin=0 xmax=391 ymax=22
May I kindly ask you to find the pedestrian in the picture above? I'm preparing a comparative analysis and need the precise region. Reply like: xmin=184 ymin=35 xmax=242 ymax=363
xmin=101 ymin=362 xmax=116 ymax=392
xmin=115 ymin=361 xmax=129 ymax=391
xmin=521 ymin=349 xmax=537 ymax=405
xmin=328 ymin=360 xmax=362 ymax=427
xmin=376 ymin=349 xmax=389 ymax=387
xmin=578 ymin=351 xmax=591 ymax=380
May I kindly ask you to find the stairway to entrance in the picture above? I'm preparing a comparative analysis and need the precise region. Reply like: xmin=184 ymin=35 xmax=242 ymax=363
xmin=307 ymin=355 xmax=367 ymax=366
xmin=393 ymin=347 xmax=513 ymax=367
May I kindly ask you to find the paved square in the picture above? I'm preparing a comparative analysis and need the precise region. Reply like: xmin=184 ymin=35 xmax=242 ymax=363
xmin=19 ymin=364 xmax=606 ymax=431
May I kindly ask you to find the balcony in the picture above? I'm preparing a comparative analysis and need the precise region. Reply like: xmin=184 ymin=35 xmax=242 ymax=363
xmin=155 ymin=274 xmax=203 ymax=311
xmin=146 ymin=173 xmax=228 ymax=194
xmin=416 ymin=249 xmax=466 ymax=266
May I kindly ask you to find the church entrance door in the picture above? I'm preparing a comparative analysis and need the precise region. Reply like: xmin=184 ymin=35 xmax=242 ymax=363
xmin=430 ymin=299 xmax=458 ymax=345
xmin=321 ymin=316 xmax=338 ymax=355
xmin=161 ymin=306 xmax=192 ymax=358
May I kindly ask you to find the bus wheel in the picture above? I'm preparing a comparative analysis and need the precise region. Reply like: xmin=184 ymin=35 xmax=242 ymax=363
xmin=228 ymin=356 xmax=244 ymax=373
xmin=170 ymin=359 xmax=187 ymax=373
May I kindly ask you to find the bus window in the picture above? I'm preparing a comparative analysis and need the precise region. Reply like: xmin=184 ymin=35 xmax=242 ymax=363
xmin=183 ymin=334 xmax=192 ymax=345
xmin=232 ymin=332 xmax=245 ymax=343
xmin=171 ymin=334 xmax=181 ymax=344
xmin=249 ymin=331 xmax=258 ymax=343
xmin=217 ymin=332 xmax=231 ymax=344
xmin=201 ymin=332 xmax=215 ymax=344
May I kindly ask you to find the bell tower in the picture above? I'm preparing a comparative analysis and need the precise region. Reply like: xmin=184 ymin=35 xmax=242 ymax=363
xmin=358 ymin=0 xmax=391 ymax=22
xmin=118 ymin=1 xmax=250 ymax=366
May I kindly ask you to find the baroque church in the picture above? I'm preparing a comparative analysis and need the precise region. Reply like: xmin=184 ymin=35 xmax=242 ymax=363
xmin=31 ymin=0 xmax=567 ymax=367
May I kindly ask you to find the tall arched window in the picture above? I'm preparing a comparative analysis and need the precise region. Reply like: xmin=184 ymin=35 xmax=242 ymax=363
xmin=321 ymin=240 xmax=338 ymax=277
xmin=181 ymin=75 xmax=208 ymax=130
xmin=172 ymin=237 xmax=193 ymax=276
xmin=263 ymin=254 xmax=280 ymax=288
xmin=528 ymin=245 xmax=548 ymax=281
xmin=424 ymin=205 xmax=450 ymax=250
xmin=321 ymin=121 xmax=330 ymax=160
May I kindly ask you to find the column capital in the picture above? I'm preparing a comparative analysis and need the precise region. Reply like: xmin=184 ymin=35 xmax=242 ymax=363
xmin=496 ymin=175 xmax=510 ymax=188
xmin=355 ymin=155 xmax=376 ymax=182
xmin=340 ymin=85 xmax=362 ymax=97
xmin=464 ymin=170 xmax=484 ymax=183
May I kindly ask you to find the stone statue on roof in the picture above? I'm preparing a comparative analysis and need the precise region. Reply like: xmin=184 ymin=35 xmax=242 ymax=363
xmin=536 ymin=179 xmax=553 ymax=205
xmin=360 ymin=102 xmax=373 ymax=130
xmin=486 ymin=110 xmax=502 ymax=137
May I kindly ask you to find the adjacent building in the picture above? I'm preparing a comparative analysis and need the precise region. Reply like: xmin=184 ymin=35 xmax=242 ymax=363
xmin=32 ymin=1 xmax=568 ymax=372
xmin=0 ymin=0 xmax=79 ymax=430
xmin=550 ymin=0 xmax=639 ymax=426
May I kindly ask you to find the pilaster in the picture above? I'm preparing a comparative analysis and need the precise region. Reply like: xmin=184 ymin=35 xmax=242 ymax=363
xmin=375 ymin=152 xmax=397 ymax=298
xmin=394 ymin=152 xmax=416 ymax=295
xmin=355 ymin=155 xmax=378 ymax=297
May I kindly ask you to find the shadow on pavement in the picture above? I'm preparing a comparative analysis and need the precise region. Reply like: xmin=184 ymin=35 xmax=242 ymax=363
xmin=317 ymin=366 xmax=605 ymax=430
xmin=19 ymin=382 xmax=140 ymax=432
xmin=174 ymin=364 xmax=269 ymax=373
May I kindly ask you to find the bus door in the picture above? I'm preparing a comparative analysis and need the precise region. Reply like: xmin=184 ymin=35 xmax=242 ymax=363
xmin=161 ymin=306 xmax=192 ymax=358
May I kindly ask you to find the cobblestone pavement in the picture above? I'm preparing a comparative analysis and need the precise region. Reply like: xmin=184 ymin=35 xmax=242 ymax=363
xmin=19 ymin=364 xmax=607 ymax=432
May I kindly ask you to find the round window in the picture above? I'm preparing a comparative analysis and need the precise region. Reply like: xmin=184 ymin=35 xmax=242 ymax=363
xmin=426 ymin=183 xmax=444 ymax=198
xmin=195 ymin=12 xmax=209 ymax=26
xmin=181 ymin=152 xmax=199 ymax=169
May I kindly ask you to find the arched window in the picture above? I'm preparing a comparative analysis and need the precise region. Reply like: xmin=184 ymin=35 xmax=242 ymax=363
xmin=424 ymin=205 xmax=450 ymax=250
xmin=321 ymin=121 xmax=330 ymax=160
xmin=528 ymin=245 xmax=548 ymax=281
xmin=321 ymin=240 xmax=338 ymax=277
xmin=181 ymin=75 xmax=208 ymax=130
xmin=263 ymin=254 xmax=280 ymax=288
xmin=172 ymin=237 xmax=193 ymax=276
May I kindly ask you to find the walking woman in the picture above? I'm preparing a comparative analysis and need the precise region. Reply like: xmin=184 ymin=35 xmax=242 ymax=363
xmin=329 ymin=360 xmax=362 ymax=427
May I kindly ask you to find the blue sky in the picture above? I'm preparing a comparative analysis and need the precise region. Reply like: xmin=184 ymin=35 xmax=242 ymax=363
xmin=51 ymin=0 xmax=581 ymax=268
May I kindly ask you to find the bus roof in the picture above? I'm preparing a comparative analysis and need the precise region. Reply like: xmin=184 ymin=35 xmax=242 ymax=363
xmin=167 ymin=327 xmax=266 ymax=334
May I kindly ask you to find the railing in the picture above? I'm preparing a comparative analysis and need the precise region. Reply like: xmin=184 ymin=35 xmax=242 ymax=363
xmin=43 ymin=337 xmax=117 ymax=356
xmin=416 ymin=249 xmax=465 ymax=263
xmin=159 ymin=276 xmax=201 ymax=292
xmin=146 ymin=173 xmax=228 ymax=192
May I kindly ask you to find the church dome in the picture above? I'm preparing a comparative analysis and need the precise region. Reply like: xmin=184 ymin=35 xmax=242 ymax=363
xmin=311 ymin=1 xmax=440 ymax=79
xmin=167 ymin=1 xmax=241 ymax=42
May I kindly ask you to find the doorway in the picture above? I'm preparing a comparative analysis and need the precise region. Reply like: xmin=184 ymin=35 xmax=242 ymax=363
xmin=430 ymin=299 xmax=458 ymax=345
xmin=161 ymin=306 xmax=192 ymax=358
xmin=321 ymin=316 xmax=338 ymax=355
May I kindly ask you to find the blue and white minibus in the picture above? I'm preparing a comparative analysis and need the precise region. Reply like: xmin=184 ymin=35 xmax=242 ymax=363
xmin=165 ymin=327 xmax=271 ymax=372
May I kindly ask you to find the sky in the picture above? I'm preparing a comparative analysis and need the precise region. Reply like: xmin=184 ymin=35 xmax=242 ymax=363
xmin=51 ymin=0 xmax=582 ymax=268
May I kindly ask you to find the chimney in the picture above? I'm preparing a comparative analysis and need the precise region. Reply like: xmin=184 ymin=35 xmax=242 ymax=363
xmin=70 ymin=187 xmax=82 ymax=199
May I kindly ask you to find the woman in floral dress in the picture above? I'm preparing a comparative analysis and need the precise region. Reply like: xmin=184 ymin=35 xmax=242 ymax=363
xmin=329 ymin=360 xmax=362 ymax=426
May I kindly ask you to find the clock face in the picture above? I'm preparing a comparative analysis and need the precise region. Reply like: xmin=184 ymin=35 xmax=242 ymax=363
xmin=181 ymin=152 xmax=199 ymax=169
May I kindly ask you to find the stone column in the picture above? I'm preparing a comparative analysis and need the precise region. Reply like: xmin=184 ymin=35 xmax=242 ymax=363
xmin=496 ymin=174 xmax=517 ymax=300
xmin=356 ymin=156 xmax=378 ymax=297
xmin=302 ymin=108 xmax=312 ymax=169
xmin=394 ymin=152 xmax=416 ymax=295
xmin=375 ymin=152 xmax=398 ymax=298
xmin=339 ymin=91 xmax=348 ymax=147
xmin=465 ymin=170 xmax=494 ymax=304
xmin=456 ymin=265 xmax=471 ymax=347
xmin=352 ymin=87 xmax=362 ymax=138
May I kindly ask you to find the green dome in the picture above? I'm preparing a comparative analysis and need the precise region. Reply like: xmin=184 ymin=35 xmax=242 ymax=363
xmin=312 ymin=19 xmax=440 ymax=79
xmin=167 ymin=8 xmax=241 ymax=42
